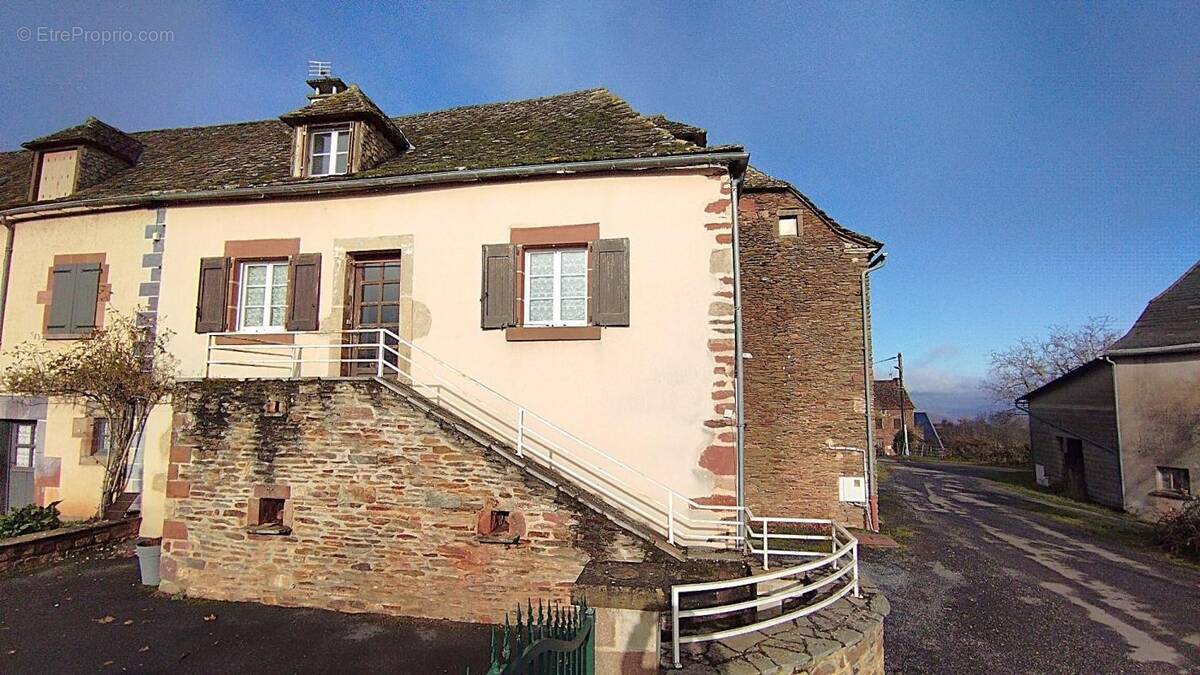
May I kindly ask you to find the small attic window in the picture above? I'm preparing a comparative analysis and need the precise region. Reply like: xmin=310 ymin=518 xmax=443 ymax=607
xmin=309 ymin=126 xmax=351 ymax=176
xmin=778 ymin=211 xmax=800 ymax=238
xmin=37 ymin=149 xmax=80 ymax=201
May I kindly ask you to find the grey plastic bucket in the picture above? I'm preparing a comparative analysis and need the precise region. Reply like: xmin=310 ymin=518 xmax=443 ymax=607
xmin=135 ymin=543 xmax=161 ymax=586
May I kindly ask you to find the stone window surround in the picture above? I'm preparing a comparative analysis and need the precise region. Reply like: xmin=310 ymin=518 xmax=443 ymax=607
xmin=507 ymin=224 xmax=601 ymax=342
xmin=37 ymin=253 xmax=110 ymax=340
xmin=215 ymin=238 xmax=301 ymax=346
xmin=246 ymin=484 xmax=294 ymax=534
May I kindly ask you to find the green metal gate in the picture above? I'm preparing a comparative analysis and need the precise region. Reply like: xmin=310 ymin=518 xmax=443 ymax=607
xmin=474 ymin=600 xmax=595 ymax=675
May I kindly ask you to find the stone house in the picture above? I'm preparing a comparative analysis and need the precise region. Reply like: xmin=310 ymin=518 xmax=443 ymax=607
xmin=872 ymin=378 xmax=915 ymax=455
xmin=0 ymin=76 xmax=886 ymax=658
xmin=1020 ymin=260 xmax=1200 ymax=519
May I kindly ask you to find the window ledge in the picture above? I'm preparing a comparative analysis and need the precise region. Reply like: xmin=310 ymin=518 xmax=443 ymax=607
xmin=505 ymin=326 xmax=601 ymax=342
xmin=215 ymin=333 xmax=296 ymax=345
xmin=44 ymin=332 xmax=96 ymax=341
xmin=1148 ymin=490 xmax=1192 ymax=501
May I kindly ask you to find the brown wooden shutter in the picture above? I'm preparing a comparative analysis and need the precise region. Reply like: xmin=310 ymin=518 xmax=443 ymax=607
xmin=46 ymin=265 xmax=76 ymax=335
xmin=195 ymin=257 xmax=230 ymax=333
xmin=481 ymin=244 xmax=516 ymax=329
xmin=593 ymin=238 xmax=630 ymax=326
xmin=285 ymin=253 xmax=322 ymax=331
xmin=71 ymin=263 xmax=101 ymax=332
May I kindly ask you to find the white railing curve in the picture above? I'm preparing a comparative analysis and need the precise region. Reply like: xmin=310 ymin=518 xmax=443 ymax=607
xmin=671 ymin=520 xmax=860 ymax=668
xmin=206 ymin=329 xmax=862 ymax=665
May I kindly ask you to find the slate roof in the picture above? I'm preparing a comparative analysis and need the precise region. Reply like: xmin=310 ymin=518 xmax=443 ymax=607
xmin=1108 ymin=260 xmax=1200 ymax=353
xmin=645 ymin=115 xmax=707 ymax=147
xmin=22 ymin=116 xmax=144 ymax=164
xmin=873 ymin=379 xmax=914 ymax=411
xmin=0 ymin=88 xmax=738 ymax=212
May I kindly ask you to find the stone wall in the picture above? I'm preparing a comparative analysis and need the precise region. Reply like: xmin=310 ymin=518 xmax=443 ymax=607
xmin=739 ymin=189 xmax=874 ymax=525
xmin=0 ymin=517 xmax=140 ymax=575
xmin=160 ymin=378 xmax=652 ymax=623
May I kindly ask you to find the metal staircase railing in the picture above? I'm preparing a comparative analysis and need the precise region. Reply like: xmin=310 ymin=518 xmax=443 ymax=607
xmin=206 ymin=328 xmax=745 ymax=548
xmin=206 ymin=328 xmax=863 ymax=662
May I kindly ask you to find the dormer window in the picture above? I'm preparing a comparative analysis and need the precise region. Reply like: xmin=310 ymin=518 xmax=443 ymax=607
xmin=308 ymin=126 xmax=350 ymax=177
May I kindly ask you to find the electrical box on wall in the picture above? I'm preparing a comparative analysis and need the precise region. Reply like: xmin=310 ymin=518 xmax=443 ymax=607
xmin=838 ymin=476 xmax=867 ymax=502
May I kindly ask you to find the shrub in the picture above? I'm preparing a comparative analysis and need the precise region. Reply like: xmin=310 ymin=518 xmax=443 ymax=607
xmin=0 ymin=501 xmax=62 ymax=539
xmin=1154 ymin=500 xmax=1200 ymax=560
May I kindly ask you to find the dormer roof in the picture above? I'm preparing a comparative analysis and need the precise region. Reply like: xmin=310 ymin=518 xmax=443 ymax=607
xmin=279 ymin=84 xmax=411 ymax=151
xmin=22 ymin=116 xmax=144 ymax=164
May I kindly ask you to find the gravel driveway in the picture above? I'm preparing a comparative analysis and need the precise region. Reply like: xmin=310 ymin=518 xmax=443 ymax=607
xmin=862 ymin=461 xmax=1200 ymax=674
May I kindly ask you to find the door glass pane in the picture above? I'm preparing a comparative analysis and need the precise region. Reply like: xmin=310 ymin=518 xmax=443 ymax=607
xmin=363 ymin=265 xmax=381 ymax=281
xmin=384 ymin=264 xmax=401 ymax=280
xmin=382 ymin=283 xmax=400 ymax=302
xmin=362 ymin=284 xmax=381 ymax=302
xmin=360 ymin=306 xmax=378 ymax=324
xmin=17 ymin=424 xmax=33 ymax=445
xmin=381 ymin=305 xmax=399 ymax=324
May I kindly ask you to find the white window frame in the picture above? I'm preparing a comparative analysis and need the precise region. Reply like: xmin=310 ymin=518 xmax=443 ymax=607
xmin=523 ymin=247 xmax=588 ymax=327
xmin=778 ymin=213 xmax=799 ymax=237
xmin=13 ymin=422 xmax=34 ymax=469
xmin=1158 ymin=466 xmax=1191 ymax=496
xmin=237 ymin=261 xmax=289 ymax=333
xmin=308 ymin=126 xmax=351 ymax=177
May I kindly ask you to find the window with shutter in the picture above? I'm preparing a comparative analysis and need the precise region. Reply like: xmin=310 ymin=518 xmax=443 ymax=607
xmin=286 ymin=253 xmax=322 ymax=331
xmin=593 ymin=238 xmax=630 ymax=327
xmin=46 ymin=262 xmax=102 ymax=336
xmin=481 ymin=244 xmax=516 ymax=329
xmin=195 ymin=257 xmax=230 ymax=333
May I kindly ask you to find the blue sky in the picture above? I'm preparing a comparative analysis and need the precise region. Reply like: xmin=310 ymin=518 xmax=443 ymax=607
xmin=1 ymin=1 xmax=1197 ymax=418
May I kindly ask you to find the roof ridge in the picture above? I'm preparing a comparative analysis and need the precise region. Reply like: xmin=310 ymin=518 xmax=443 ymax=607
xmin=392 ymin=87 xmax=610 ymax=120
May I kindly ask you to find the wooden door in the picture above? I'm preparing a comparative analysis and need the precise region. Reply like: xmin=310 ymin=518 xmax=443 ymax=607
xmin=2 ymin=422 xmax=35 ymax=513
xmin=1062 ymin=437 xmax=1088 ymax=502
xmin=345 ymin=256 xmax=402 ymax=376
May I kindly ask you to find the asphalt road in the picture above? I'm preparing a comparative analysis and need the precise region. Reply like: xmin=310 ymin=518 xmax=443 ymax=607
xmin=0 ymin=544 xmax=492 ymax=674
xmin=862 ymin=461 xmax=1200 ymax=675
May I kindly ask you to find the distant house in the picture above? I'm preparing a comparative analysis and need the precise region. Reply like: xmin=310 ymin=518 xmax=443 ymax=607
xmin=1019 ymin=260 xmax=1200 ymax=519
xmin=913 ymin=412 xmax=945 ymax=452
xmin=873 ymin=378 xmax=915 ymax=455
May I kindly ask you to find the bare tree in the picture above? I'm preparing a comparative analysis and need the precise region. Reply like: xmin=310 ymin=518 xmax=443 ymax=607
xmin=2 ymin=311 xmax=177 ymax=516
xmin=985 ymin=317 xmax=1120 ymax=403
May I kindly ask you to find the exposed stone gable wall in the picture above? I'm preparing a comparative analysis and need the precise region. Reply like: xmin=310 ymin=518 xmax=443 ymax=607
xmin=739 ymin=189 xmax=873 ymax=525
xmin=160 ymin=378 xmax=650 ymax=623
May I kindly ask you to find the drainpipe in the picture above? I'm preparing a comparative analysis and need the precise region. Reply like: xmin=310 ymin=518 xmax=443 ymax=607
xmin=0 ymin=216 xmax=13 ymax=349
xmin=1103 ymin=355 xmax=1127 ymax=508
xmin=860 ymin=251 xmax=887 ymax=531
xmin=730 ymin=173 xmax=748 ymax=547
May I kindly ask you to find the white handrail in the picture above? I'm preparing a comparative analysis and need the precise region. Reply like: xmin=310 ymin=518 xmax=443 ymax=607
xmin=205 ymin=329 xmax=746 ymax=546
xmin=670 ymin=519 xmax=859 ymax=668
